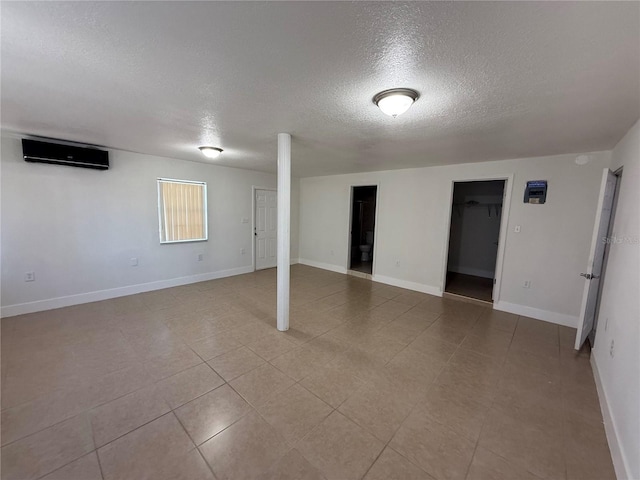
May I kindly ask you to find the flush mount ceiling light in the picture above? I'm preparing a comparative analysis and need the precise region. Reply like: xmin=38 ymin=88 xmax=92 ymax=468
xmin=373 ymin=88 xmax=419 ymax=117
xmin=575 ymin=154 xmax=591 ymax=165
xmin=198 ymin=146 xmax=223 ymax=159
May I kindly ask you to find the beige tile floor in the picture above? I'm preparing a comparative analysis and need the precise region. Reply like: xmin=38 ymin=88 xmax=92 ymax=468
xmin=1 ymin=265 xmax=615 ymax=480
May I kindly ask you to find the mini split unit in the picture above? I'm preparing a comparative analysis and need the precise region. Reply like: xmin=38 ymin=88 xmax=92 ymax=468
xmin=22 ymin=139 xmax=109 ymax=170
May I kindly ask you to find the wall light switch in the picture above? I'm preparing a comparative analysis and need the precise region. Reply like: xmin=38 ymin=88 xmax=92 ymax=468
xmin=514 ymin=225 xmax=521 ymax=233
xmin=241 ymin=218 xmax=249 ymax=224
xmin=130 ymin=258 xmax=138 ymax=267
xmin=24 ymin=271 xmax=35 ymax=282
xmin=240 ymin=248 xmax=246 ymax=255
xmin=197 ymin=254 xmax=204 ymax=262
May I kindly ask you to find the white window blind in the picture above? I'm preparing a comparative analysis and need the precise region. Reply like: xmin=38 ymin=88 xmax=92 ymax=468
xmin=157 ymin=178 xmax=207 ymax=243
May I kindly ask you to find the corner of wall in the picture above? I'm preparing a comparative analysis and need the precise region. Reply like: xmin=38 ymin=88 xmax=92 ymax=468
xmin=591 ymin=354 xmax=632 ymax=480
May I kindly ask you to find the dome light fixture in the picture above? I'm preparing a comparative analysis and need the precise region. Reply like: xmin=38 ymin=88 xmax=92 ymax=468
xmin=198 ymin=146 xmax=223 ymax=159
xmin=373 ymin=88 xmax=419 ymax=117
xmin=575 ymin=154 xmax=591 ymax=165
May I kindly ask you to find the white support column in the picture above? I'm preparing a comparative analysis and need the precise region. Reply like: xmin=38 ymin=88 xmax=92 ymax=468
xmin=277 ymin=133 xmax=291 ymax=331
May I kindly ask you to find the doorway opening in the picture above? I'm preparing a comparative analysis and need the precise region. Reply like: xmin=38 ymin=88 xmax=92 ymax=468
xmin=444 ymin=180 xmax=506 ymax=303
xmin=349 ymin=186 xmax=377 ymax=276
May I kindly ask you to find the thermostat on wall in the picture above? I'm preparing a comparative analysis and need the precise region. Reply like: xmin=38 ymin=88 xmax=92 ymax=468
xmin=524 ymin=180 xmax=547 ymax=204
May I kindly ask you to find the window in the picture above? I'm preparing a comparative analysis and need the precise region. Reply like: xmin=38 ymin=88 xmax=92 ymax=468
xmin=157 ymin=178 xmax=207 ymax=243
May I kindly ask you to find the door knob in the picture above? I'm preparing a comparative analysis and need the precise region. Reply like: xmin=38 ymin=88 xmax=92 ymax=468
xmin=580 ymin=273 xmax=599 ymax=280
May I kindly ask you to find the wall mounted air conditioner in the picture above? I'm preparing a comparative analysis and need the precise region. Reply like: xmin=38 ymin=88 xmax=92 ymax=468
xmin=22 ymin=139 xmax=109 ymax=170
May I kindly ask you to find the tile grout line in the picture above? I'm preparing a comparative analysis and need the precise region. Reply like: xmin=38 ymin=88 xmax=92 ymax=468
xmin=422 ymin=310 xmax=501 ymax=480
xmin=235 ymin=300 xmax=417 ymax=478
xmin=32 ymin=374 xmax=232 ymax=480
xmin=6 ymin=268 xmax=592 ymax=480
xmin=170 ymin=409 xmax=220 ymax=478
xmin=28 ymin=411 xmax=179 ymax=480
xmin=461 ymin=314 xmax=549 ymax=480
xmin=31 ymin=451 xmax=105 ymax=480
xmin=392 ymin=308 xmax=493 ymax=480
xmin=356 ymin=310 xmax=482 ymax=479
xmin=94 ymin=448 xmax=107 ymax=480
xmin=352 ymin=306 xmax=489 ymax=479
xmin=558 ymin=324 xmax=570 ymax=480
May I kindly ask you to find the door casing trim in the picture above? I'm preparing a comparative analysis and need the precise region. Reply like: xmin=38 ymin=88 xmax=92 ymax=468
xmin=440 ymin=174 xmax=514 ymax=305
xmin=346 ymin=183 xmax=381 ymax=276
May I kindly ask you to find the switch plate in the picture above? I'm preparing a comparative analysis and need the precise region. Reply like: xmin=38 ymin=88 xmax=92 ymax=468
xmin=523 ymin=280 xmax=531 ymax=288
xmin=130 ymin=258 xmax=138 ymax=267
xmin=240 ymin=248 xmax=246 ymax=254
xmin=514 ymin=225 xmax=521 ymax=233
xmin=24 ymin=271 xmax=35 ymax=282
xmin=197 ymin=254 xmax=204 ymax=262
xmin=241 ymin=217 xmax=249 ymax=224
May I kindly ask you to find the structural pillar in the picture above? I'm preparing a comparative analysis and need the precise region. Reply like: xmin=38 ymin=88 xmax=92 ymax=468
xmin=276 ymin=133 xmax=291 ymax=331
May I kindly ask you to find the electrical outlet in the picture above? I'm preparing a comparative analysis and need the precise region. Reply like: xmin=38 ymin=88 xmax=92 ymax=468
xmin=130 ymin=258 xmax=138 ymax=267
xmin=240 ymin=248 xmax=246 ymax=255
xmin=523 ymin=280 xmax=531 ymax=288
xmin=514 ymin=225 xmax=521 ymax=233
xmin=24 ymin=271 xmax=35 ymax=282
xmin=610 ymin=339 xmax=615 ymax=358
xmin=197 ymin=253 xmax=204 ymax=262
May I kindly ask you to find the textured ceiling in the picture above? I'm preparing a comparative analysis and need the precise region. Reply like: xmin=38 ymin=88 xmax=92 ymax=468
xmin=2 ymin=1 xmax=639 ymax=177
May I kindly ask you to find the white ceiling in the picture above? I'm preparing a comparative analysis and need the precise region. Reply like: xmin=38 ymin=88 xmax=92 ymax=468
xmin=2 ymin=1 xmax=639 ymax=177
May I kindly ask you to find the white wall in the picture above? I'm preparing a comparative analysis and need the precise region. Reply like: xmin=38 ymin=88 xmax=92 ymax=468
xmin=590 ymin=121 xmax=639 ymax=480
xmin=1 ymin=135 xmax=299 ymax=316
xmin=298 ymin=151 xmax=611 ymax=326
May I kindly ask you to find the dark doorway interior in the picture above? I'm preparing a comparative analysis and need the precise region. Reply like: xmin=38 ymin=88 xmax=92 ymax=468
xmin=350 ymin=186 xmax=377 ymax=274
xmin=445 ymin=180 xmax=505 ymax=302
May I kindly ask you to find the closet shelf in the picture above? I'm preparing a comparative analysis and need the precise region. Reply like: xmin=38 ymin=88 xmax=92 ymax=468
xmin=453 ymin=201 xmax=502 ymax=218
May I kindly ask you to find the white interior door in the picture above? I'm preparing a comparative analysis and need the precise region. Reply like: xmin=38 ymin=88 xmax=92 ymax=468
xmin=255 ymin=189 xmax=277 ymax=270
xmin=575 ymin=169 xmax=617 ymax=350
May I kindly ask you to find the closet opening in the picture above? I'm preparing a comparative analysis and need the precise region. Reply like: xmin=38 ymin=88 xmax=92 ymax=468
xmin=444 ymin=180 xmax=506 ymax=303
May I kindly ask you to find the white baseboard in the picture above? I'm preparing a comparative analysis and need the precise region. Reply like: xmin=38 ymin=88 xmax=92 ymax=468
xmin=372 ymin=274 xmax=442 ymax=297
xmin=290 ymin=258 xmax=299 ymax=265
xmin=448 ymin=265 xmax=494 ymax=279
xmin=298 ymin=259 xmax=442 ymax=296
xmin=298 ymin=258 xmax=347 ymax=274
xmin=493 ymin=300 xmax=578 ymax=327
xmin=591 ymin=355 xmax=631 ymax=480
xmin=0 ymin=266 xmax=254 ymax=318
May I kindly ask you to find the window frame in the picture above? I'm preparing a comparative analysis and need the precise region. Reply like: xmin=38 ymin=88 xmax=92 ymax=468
xmin=157 ymin=177 xmax=208 ymax=244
